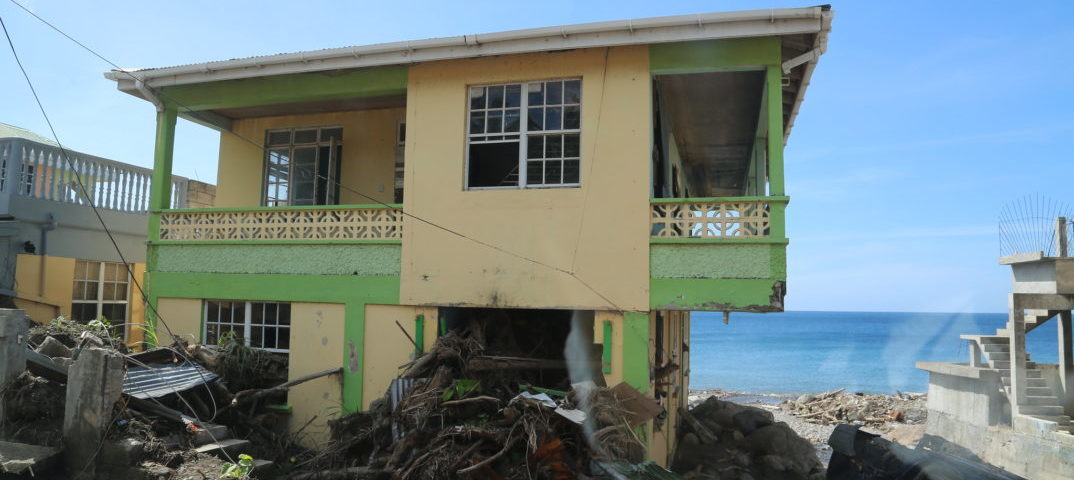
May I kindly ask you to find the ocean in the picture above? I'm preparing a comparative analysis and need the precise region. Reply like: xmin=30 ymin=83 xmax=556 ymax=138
xmin=689 ymin=311 xmax=1061 ymax=395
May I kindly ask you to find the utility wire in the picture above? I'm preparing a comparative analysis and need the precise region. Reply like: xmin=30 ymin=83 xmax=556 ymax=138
xmin=6 ymin=0 xmax=627 ymax=313
xmin=0 ymin=12 xmax=237 ymax=466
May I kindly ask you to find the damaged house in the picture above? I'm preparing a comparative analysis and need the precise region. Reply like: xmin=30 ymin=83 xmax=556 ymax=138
xmin=104 ymin=6 xmax=831 ymax=465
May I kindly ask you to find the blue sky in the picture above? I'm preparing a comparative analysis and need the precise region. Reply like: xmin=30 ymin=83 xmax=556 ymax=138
xmin=2 ymin=1 xmax=1072 ymax=313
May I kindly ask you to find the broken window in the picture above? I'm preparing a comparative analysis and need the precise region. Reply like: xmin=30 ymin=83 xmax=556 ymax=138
xmin=203 ymin=300 xmax=291 ymax=352
xmin=466 ymin=79 xmax=581 ymax=189
xmin=70 ymin=260 xmax=129 ymax=324
xmin=263 ymin=126 xmax=343 ymax=206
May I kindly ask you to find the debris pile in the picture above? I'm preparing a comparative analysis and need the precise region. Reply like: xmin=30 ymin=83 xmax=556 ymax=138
xmin=291 ymin=331 xmax=662 ymax=479
xmin=672 ymin=397 xmax=825 ymax=480
xmin=779 ymin=389 xmax=927 ymax=429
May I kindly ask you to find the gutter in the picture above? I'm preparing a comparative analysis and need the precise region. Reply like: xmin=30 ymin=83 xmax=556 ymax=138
xmin=104 ymin=6 xmax=827 ymax=91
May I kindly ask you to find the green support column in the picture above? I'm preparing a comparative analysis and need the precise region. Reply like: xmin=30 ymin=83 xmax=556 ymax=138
xmin=765 ymin=65 xmax=785 ymax=197
xmin=622 ymin=312 xmax=651 ymax=392
xmin=145 ymin=106 xmax=178 ymax=346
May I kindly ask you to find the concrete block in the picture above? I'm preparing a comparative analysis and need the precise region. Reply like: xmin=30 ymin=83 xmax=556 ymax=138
xmin=63 ymin=347 xmax=125 ymax=479
xmin=0 ymin=309 xmax=28 ymax=430
xmin=99 ymin=438 xmax=145 ymax=467
xmin=36 ymin=336 xmax=72 ymax=358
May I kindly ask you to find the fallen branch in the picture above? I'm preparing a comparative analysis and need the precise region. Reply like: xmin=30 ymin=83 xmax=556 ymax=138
xmin=467 ymin=355 xmax=566 ymax=372
xmin=457 ymin=436 xmax=519 ymax=474
xmin=232 ymin=368 xmax=340 ymax=406
xmin=441 ymin=396 xmax=501 ymax=408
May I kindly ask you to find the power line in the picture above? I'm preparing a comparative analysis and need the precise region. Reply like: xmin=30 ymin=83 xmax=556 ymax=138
xmin=6 ymin=0 xmax=626 ymax=312
xmin=0 ymin=11 xmax=237 ymax=464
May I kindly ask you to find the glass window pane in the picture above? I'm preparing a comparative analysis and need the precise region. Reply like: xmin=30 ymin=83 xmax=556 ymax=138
xmin=71 ymin=303 xmax=96 ymax=323
xmin=252 ymin=326 xmax=264 ymax=349
xmin=102 ymin=283 xmax=115 ymax=302
xmin=320 ymin=127 xmax=343 ymax=142
xmin=269 ymin=149 xmax=290 ymax=166
xmin=469 ymin=87 xmax=486 ymax=110
xmin=527 ymin=136 xmax=544 ymax=159
xmin=487 ymin=111 xmax=503 ymax=134
xmin=279 ymin=304 xmax=291 ymax=326
xmin=528 ymin=108 xmax=543 ymax=131
xmin=546 ymin=160 xmax=563 ymax=185
xmin=267 ymin=130 xmax=291 ymax=146
xmin=251 ymin=303 xmax=264 ymax=324
xmin=546 ymin=81 xmax=563 ymax=105
xmin=102 ymin=304 xmax=126 ymax=323
xmin=545 ymin=107 xmax=562 ymax=131
xmin=527 ymin=161 xmax=544 ymax=185
xmin=527 ymin=83 xmax=544 ymax=106
xmin=564 ymin=80 xmax=581 ymax=104
xmin=564 ymin=134 xmax=580 ymax=158
xmin=487 ymin=85 xmax=504 ymax=109
xmin=546 ymin=135 xmax=563 ymax=158
xmin=505 ymin=84 xmax=522 ymax=108
xmin=278 ymin=329 xmax=290 ymax=350
xmin=564 ymin=106 xmax=580 ymax=130
xmin=264 ymin=303 xmax=278 ymax=325
xmin=470 ymin=112 xmax=485 ymax=134
xmin=294 ymin=129 xmax=318 ymax=144
xmin=206 ymin=324 xmax=218 ymax=345
xmin=207 ymin=301 xmax=219 ymax=322
xmin=564 ymin=159 xmax=580 ymax=184
xmin=84 ymin=282 xmax=99 ymax=300
xmin=504 ymin=110 xmax=520 ymax=133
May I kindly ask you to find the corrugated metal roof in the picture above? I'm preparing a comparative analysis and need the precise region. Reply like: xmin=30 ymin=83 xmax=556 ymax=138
xmin=122 ymin=362 xmax=218 ymax=400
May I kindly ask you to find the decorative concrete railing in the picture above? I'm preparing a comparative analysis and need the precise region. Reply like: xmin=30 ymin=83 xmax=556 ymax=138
xmin=0 ymin=140 xmax=189 ymax=213
xmin=158 ymin=206 xmax=404 ymax=242
xmin=650 ymin=197 xmax=785 ymax=239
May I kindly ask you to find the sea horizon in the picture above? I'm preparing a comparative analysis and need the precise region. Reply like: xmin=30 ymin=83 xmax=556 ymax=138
xmin=687 ymin=310 xmax=1059 ymax=396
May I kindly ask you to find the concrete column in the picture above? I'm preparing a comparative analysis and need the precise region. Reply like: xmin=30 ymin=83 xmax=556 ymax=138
xmin=0 ymin=309 xmax=28 ymax=434
xmin=969 ymin=341 xmax=983 ymax=368
xmin=63 ymin=347 xmax=125 ymax=479
xmin=1059 ymin=310 xmax=1073 ymax=399
xmin=1009 ymin=294 xmax=1027 ymax=413
xmin=1056 ymin=217 xmax=1068 ymax=257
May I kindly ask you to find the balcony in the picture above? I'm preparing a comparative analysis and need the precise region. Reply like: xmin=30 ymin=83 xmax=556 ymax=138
xmin=156 ymin=205 xmax=403 ymax=243
xmin=648 ymin=196 xmax=788 ymax=313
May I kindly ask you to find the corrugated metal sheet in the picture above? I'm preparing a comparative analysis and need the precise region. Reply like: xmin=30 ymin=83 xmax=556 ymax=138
xmin=122 ymin=362 xmax=218 ymax=399
xmin=389 ymin=377 xmax=427 ymax=439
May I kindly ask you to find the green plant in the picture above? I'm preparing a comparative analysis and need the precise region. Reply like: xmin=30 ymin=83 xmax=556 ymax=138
xmin=220 ymin=454 xmax=254 ymax=479
xmin=87 ymin=315 xmax=111 ymax=336
xmin=49 ymin=315 xmax=69 ymax=329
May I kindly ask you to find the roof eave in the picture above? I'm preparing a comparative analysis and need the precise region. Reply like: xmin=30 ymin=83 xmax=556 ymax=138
xmin=783 ymin=8 xmax=833 ymax=141
xmin=104 ymin=6 xmax=827 ymax=92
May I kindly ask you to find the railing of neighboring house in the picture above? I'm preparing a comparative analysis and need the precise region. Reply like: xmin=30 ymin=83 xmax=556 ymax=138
xmin=157 ymin=205 xmax=404 ymax=242
xmin=650 ymin=196 xmax=789 ymax=239
xmin=0 ymin=139 xmax=189 ymax=213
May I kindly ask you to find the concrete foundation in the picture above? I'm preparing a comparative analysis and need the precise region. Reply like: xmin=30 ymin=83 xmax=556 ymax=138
xmin=919 ymin=362 xmax=1074 ymax=479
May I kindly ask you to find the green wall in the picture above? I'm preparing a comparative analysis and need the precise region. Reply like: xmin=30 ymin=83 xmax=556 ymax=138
xmin=155 ymin=244 xmax=401 ymax=276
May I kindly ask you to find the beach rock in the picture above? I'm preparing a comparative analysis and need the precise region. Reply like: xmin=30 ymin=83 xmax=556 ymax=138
xmin=733 ymin=409 xmax=774 ymax=435
xmin=796 ymin=394 xmax=815 ymax=404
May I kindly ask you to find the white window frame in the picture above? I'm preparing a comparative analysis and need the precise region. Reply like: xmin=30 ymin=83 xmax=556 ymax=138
xmin=71 ymin=260 xmax=130 ymax=324
xmin=465 ymin=78 xmax=582 ymax=190
xmin=262 ymin=125 xmax=343 ymax=207
xmin=203 ymin=300 xmax=290 ymax=353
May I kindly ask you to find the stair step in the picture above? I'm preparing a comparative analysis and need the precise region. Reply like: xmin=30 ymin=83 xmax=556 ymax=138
xmin=990 ymin=361 xmax=1037 ymax=370
xmin=1000 ymin=371 xmax=1045 ymax=383
xmin=194 ymin=438 xmax=250 ymax=459
xmin=1027 ymin=386 xmax=1055 ymax=396
xmin=995 ymin=329 xmax=1010 ymax=336
xmin=961 ymin=335 xmax=1008 ymax=344
xmin=982 ymin=343 xmax=1010 ymax=353
xmin=193 ymin=423 xmax=231 ymax=447
xmin=1021 ymin=405 xmax=1067 ymax=416
xmin=1025 ymin=395 xmax=1062 ymax=406
xmin=1028 ymin=414 xmax=1071 ymax=426
xmin=987 ymin=352 xmax=1010 ymax=361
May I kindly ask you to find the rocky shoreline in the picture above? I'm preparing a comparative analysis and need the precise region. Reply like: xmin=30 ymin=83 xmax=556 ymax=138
xmin=687 ymin=389 xmax=928 ymax=465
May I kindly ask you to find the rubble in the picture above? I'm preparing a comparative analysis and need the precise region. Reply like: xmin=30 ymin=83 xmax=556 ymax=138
xmin=778 ymin=388 xmax=927 ymax=430
xmin=672 ymin=397 xmax=825 ymax=480
xmin=292 ymin=330 xmax=657 ymax=479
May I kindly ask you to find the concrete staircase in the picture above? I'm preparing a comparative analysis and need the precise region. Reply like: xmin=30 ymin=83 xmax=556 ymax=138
xmin=961 ymin=309 xmax=1074 ymax=436
xmin=190 ymin=423 xmax=274 ymax=475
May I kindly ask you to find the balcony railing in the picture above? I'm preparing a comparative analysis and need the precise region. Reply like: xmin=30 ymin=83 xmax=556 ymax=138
xmin=157 ymin=205 xmax=404 ymax=242
xmin=0 ymin=140 xmax=189 ymax=213
xmin=650 ymin=197 xmax=787 ymax=239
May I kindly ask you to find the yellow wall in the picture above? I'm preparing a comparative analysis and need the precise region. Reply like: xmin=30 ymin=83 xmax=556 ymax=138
xmin=126 ymin=263 xmax=148 ymax=349
xmin=216 ymin=108 xmax=405 ymax=207
xmin=400 ymin=47 xmax=651 ymax=311
xmin=13 ymin=254 xmax=75 ymax=323
xmin=288 ymin=302 xmax=345 ymax=447
xmin=362 ymin=304 xmax=438 ymax=409
xmin=155 ymin=297 xmax=202 ymax=344
xmin=648 ymin=310 xmax=690 ymax=466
